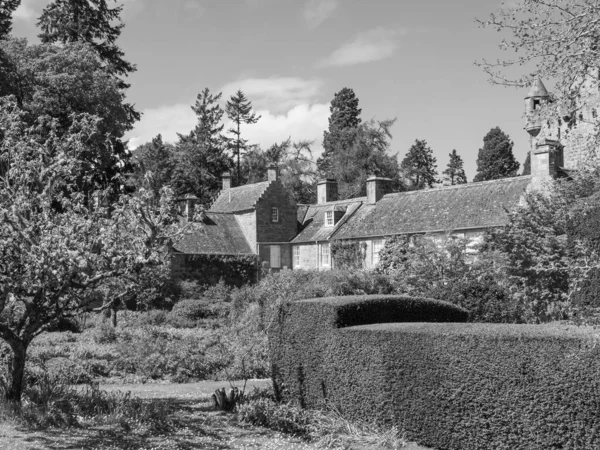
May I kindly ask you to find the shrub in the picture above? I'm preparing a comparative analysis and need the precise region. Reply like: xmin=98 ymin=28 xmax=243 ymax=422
xmin=44 ymin=317 xmax=82 ymax=333
xmin=169 ymin=298 xmax=226 ymax=324
xmin=92 ymin=322 xmax=117 ymax=344
xmin=271 ymin=294 xmax=600 ymax=450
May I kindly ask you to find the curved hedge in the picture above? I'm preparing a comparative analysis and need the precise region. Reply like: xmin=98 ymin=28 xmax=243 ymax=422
xmin=270 ymin=296 xmax=600 ymax=450
xmin=269 ymin=294 xmax=468 ymax=407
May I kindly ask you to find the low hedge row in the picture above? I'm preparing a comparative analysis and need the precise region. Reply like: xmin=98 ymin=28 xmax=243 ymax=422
xmin=270 ymin=296 xmax=600 ymax=449
xmin=269 ymin=294 xmax=468 ymax=406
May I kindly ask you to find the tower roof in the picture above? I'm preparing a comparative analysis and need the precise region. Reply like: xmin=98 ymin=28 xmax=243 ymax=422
xmin=526 ymin=77 xmax=549 ymax=98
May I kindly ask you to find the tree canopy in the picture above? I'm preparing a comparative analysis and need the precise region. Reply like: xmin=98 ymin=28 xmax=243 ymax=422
xmin=400 ymin=139 xmax=438 ymax=190
xmin=473 ymin=127 xmax=519 ymax=182
xmin=442 ymin=149 xmax=467 ymax=185
xmin=0 ymin=0 xmax=20 ymax=40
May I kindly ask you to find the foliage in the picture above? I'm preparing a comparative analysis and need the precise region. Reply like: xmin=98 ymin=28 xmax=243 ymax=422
xmin=168 ymin=299 xmax=228 ymax=323
xmin=179 ymin=254 xmax=259 ymax=286
xmin=225 ymin=89 xmax=260 ymax=185
xmin=130 ymin=134 xmax=175 ymax=197
xmin=473 ymin=127 xmax=519 ymax=182
xmin=400 ymin=139 xmax=438 ymax=190
xmin=318 ymin=87 xmax=362 ymax=176
xmin=0 ymin=0 xmax=19 ymax=40
xmin=330 ymin=240 xmax=365 ymax=270
xmin=442 ymin=149 xmax=467 ymax=185
xmin=327 ymin=119 xmax=402 ymax=199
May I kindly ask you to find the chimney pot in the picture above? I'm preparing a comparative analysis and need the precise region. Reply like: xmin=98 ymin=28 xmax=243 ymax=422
xmin=267 ymin=163 xmax=279 ymax=182
xmin=222 ymin=172 xmax=232 ymax=190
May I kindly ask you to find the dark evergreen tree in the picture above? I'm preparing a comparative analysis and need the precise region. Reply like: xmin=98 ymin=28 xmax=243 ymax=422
xmin=473 ymin=127 xmax=519 ymax=182
xmin=130 ymin=134 xmax=175 ymax=197
xmin=317 ymin=87 xmax=362 ymax=175
xmin=0 ymin=0 xmax=20 ymax=39
xmin=225 ymin=89 xmax=260 ymax=185
xmin=400 ymin=139 xmax=438 ymax=190
xmin=442 ymin=149 xmax=467 ymax=185
xmin=522 ymin=151 xmax=531 ymax=176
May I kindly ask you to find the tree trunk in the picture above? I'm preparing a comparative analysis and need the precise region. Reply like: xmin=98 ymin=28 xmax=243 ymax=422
xmin=111 ymin=305 xmax=118 ymax=328
xmin=4 ymin=340 xmax=27 ymax=404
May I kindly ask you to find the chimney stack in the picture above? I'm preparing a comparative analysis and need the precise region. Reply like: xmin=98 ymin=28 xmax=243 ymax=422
xmin=267 ymin=163 xmax=279 ymax=182
xmin=366 ymin=176 xmax=392 ymax=204
xmin=222 ymin=172 xmax=232 ymax=190
xmin=317 ymin=179 xmax=338 ymax=204
xmin=184 ymin=194 xmax=198 ymax=221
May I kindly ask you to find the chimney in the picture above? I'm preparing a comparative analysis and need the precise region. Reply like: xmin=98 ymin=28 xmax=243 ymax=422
xmin=366 ymin=176 xmax=392 ymax=204
xmin=184 ymin=194 xmax=198 ymax=221
xmin=317 ymin=179 xmax=338 ymax=204
xmin=222 ymin=172 xmax=232 ymax=190
xmin=267 ymin=163 xmax=279 ymax=182
xmin=531 ymin=138 xmax=562 ymax=187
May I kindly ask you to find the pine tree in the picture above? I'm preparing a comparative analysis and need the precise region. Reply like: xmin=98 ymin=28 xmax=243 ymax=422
xmin=130 ymin=134 xmax=175 ymax=196
xmin=225 ymin=90 xmax=260 ymax=185
xmin=473 ymin=127 xmax=519 ymax=182
xmin=0 ymin=0 xmax=20 ymax=39
xmin=400 ymin=139 xmax=438 ymax=190
xmin=442 ymin=149 xmax=467 ymax=185
xmin=317 ymin=87 xmax=362 ymax=176
xmin=522 ymin=152 xmax=531 ymax=176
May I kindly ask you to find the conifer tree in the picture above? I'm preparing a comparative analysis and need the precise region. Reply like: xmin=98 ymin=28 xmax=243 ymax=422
xmin=442 ymin=149 xmax=467 ymax=185
xmin=0 ymin=0 xmax=20 ymax=39
xmin=400 ymin=139 xmax=438 ymax=190
xmin=473 ymin=127 xmax=519 ymax=182
xmin=317 ymin=87 xmax=362 ymax=175
xmin=522 ymin=152 xmax=531 ymax=176
xmin=225 ymin=90 xmax=260 ymax=185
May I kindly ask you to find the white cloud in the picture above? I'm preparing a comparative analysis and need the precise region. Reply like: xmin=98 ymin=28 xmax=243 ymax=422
xmin=303 ymin=0 xmax=338 ymax=28
xmin=319 ymin=27 xmax=404 ymax=67
xmin=13 ymin=0 xmax=39 ymax=21
xmin=127 ymin=101 xmax=329 ymax=160
xmin=220 ymin=77 xmax=323 ymax=113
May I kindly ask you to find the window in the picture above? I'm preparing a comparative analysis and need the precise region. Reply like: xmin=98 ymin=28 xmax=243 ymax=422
xmin=321 ymin=243 xmax=330 ymax=267
xmin=372 ymin=239 xmax=384 ymax=266
xmin=271 ymin=207 xmax=279 ymax=223
xmin=533 ymin=99 xmax=540 ymax=110
xmin=325 ymin=211 xmax=334 ymax=226
xmin=293 ymin=246 xmax=300 ymax=268
xmin=270 ymin=245 xmax=281 ymax=268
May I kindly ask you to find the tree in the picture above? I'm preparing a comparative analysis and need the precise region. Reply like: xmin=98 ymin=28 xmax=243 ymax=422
xmin=317 ymin=87 xmax=362 ymax=176
xmin=442 ymin=149 xmax=467 ymax=185
xmin=522 ymin=152 xmax=531 ymax=176
xmin=328 ymin=119 xmax=402 ymax=199
xmin=477 ymin=1 xmax=600 ymax=150
xmin=225 ymin=90 xmax=260 ymax=185
xmin=473 ymin=127 xmax=519 ymax=182
xmin=400 ymin=139 xmax=438 ymax=190
xmin=130 ymin=134 xmax=175 ymax=197
xmin=0 ymin=0 xmax=20 ymax=40
xmin=0 ymin=39 xmax=134 ymax=194
xmin=0 ymin=100 xmax=184 ymax=403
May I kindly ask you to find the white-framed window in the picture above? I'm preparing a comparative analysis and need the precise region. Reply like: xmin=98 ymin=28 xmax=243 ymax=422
xmin=320 ymin=243 xmax=331 ymax=267
xmin=293 ymin=245 xmax=300 ymax=268
xmin=270 ymin=245 xmax=281 ymax=268
xmin=372 ymin=239 xmax=385 ymax=266
xmin=325 ymin=211 xmax=334 ymax=226
xmin=271 ymin=207 xmax=279 ymax=223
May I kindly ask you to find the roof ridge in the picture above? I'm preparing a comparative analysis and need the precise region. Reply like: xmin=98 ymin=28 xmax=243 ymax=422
xmin=383 ymin=176 xmax=531 ymax=198
xmin=307 ymin=197 xmax=366 ymax=207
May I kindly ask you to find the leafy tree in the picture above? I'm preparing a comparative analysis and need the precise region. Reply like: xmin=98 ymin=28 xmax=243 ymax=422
xmin=473 ymin=127 xmax=519 ymax=182
xmin=522 ymin=151 xmax=531 ymax=175
xmin=328 ymin=119 xmax=402 ymax=199
xmin=400 ymin=139 xmax=438 ymax=190
xmin=0 ymin=100 xmax=183 ymax=403
xmin=442 ymin=149 xmax=467 ymax=185
xmin=225 ymin=90 xmax=260 ymax=185
xmin=130 ymin=134 xmax=175 ymax=197
xmin=317 ymin=87 xmax=362 ymax=175
xmin=172 ymin=88 xmax=231 ymax=204
xmin=0 ymin=39 xmax=133 ymax=194
xmin=0 ymin=0 xmax=20 ymax=40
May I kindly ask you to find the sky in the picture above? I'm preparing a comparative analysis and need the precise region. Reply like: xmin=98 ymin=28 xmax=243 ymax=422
xmin=11 ymin=0 xmax=532 ymax=180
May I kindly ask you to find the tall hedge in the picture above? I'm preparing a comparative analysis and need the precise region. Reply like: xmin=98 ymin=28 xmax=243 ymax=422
xmin=270 ymin=297 xmax=600 ymax=450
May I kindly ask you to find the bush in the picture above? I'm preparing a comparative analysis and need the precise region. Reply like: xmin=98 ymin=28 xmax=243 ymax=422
xmin=169 ymin=299 xmax=227 ymax=323
xmin=271 ymin=295 xmax=600 ymax=450
xmin=44 ymin=317 xmax=82 ymax=333
xmin=93 ymin=322 xmax=117 ymax=344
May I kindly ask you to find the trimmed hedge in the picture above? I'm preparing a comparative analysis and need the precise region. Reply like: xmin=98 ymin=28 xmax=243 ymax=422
xmin=270 ymin=296 xmax=600 ymax=449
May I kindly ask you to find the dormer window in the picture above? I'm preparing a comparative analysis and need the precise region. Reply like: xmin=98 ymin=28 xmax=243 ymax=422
xmin=325 ymin=211 xmax=334 ymax=226
xmin=271 ymin=207 xmax=279 ymax=223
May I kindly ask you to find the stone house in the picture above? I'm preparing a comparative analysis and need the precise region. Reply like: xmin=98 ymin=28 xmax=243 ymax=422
xmin=172 ymin=79 xmax=590 ymax=280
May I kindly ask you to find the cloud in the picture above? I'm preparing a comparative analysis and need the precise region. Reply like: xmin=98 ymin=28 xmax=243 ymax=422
xmin=319 ymin=27 xmax=404 ymax=67
xmin=183 ymin=0 xmax=205 ymax=15
xmin=127 ymin=101 xmax=329 ymax=160
xmin=13 ymin=0 xmax=39 ymax=21
xmin=303 ymin=0 xmax=338 ymax=28
xmin=220 ymin=77 xmax=323 ymax=113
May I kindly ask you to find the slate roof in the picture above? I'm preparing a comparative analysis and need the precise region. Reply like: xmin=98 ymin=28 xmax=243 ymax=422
xmin=172 ymin=212 xmax=253 ymax=254
xmin=292 ymin=198 xmax=365 ymax=243
xmin=526 ymin=77 xmax=549 ymax=98
xmin=332 ymin=177 xmax=531 ymax=240
xmin=210 ymin=181 xmax=270 ymax=212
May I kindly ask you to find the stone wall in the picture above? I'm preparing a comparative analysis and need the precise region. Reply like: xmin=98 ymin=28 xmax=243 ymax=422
xmin=235 ymin=211 xmax=256 ymax=251
xmin=256 ymin=181 xmax=298 ymax=243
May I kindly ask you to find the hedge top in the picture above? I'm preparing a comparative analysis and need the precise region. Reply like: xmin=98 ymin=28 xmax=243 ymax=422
xmin=344 ymin=321 xmax=598 ymax=340
xmin=292 ymin=294 xmax=469 ymax=327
